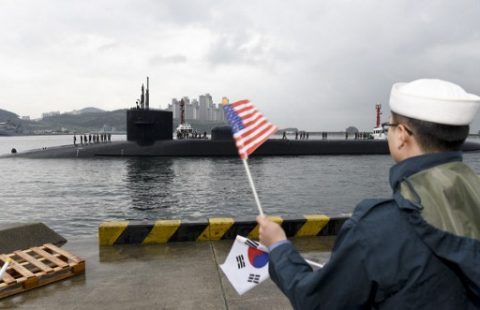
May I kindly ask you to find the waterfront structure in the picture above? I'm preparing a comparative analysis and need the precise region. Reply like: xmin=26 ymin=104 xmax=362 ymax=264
xmin=42 ymin=111 xmax=60 ymax=119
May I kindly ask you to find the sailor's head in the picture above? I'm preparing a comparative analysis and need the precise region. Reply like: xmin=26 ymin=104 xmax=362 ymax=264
xmin=386 ymin=79 xmax=480 ymax=157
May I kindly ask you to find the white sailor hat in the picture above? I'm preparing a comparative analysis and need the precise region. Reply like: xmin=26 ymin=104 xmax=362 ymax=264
xmin=389 ymin=79 xmax=480 ymax=125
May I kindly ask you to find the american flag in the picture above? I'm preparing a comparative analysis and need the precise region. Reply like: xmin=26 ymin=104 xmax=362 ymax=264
xmin=223 ymin=99 xmax=278 ymax=160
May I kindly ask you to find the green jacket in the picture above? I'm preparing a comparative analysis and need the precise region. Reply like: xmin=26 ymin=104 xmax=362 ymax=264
xmin=400 ymin=159 xmax=480 ymax=239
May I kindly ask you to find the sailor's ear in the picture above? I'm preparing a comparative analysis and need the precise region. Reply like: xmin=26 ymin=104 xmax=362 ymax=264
xmin=395 ymin=125 xmax=405 ymax=147
xmin=397 ymin=124 xmax=416 ymax=149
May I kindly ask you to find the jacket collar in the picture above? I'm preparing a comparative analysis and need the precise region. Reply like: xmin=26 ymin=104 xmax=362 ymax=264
xmin=389 ymin=151 xmax=463 ymax=191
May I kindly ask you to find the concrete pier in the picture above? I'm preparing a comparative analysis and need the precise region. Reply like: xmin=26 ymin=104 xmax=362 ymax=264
xmin=0 ymin=223 xmax=66 ymax=253
xmin=0 ymin=236 xmax=334 ymax=309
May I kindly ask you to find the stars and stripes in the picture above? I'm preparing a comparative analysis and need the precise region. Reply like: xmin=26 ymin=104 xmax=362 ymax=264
xmin=223 ymin=99 xmax=278 ymax=160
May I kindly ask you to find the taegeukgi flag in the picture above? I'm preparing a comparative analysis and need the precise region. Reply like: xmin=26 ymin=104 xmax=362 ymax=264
xmin=223 ymin=99 xmax=278 ymax=160
xmin=220 ymin=235 xmax=270 ymax=295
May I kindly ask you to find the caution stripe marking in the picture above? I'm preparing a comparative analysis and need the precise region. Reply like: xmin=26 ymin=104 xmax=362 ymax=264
xmin=99 ymin=221 xmax=129 ymax=246
xmin=98 ymin=215 xmax=348 ymax=246
xmin=296 ymin=214 xmax=330 ymax=237
xmin=169 ymin=222 xmax=209 ymax=242
xmin=198 ymin=218 xmax=235 ymax=241
xmin=143 ymin=220 xmax=181 ymax=244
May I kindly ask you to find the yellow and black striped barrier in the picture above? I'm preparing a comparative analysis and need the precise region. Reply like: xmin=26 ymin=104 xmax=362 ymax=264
xmin=99 ymin=215 xmax=349 ymax=246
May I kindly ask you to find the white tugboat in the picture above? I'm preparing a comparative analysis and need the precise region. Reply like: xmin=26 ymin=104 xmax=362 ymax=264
xmin=371 ymin=103 xmax=387 ymax=140
xmin=175 ymin=98 xmax=194 ymax=139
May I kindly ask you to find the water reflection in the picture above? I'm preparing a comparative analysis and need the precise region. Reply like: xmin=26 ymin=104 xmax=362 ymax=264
xmin=125 ymin=158 xmax=177 ymax=213
xmin=123 ymin=157 xmax=257 ymax=221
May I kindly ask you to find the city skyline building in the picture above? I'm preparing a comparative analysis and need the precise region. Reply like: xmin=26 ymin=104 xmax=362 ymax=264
xmin=167 ymin=94 xmax=226 ymax=122
xmin=41 ymin=111 xmax=61 ymax=119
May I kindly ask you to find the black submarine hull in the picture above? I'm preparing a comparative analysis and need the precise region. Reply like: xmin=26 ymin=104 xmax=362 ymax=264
xmin=4 ymin=139 xmax=480 ymax=159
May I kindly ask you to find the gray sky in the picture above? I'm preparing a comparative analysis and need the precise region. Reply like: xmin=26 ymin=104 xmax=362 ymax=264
xmin=1 ymin=0 xmax=480 ymax=131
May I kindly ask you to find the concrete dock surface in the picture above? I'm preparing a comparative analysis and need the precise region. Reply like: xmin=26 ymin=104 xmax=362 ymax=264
xmin=0 ymin=236 xmax=334 ymax=309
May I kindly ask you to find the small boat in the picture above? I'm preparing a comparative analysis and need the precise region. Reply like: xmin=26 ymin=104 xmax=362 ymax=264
xmin=371 ymin=126 xmax=386 ymax=140
xmin=175 ymin=123 xmax=194 ymax=139
xmin=175 ymin=99 xmax=204 ymax=139
xmin=370 ymin=104 xmax=387 ymax=140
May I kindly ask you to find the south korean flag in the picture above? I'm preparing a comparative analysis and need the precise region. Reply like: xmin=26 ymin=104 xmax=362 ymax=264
xmin=220 ymin=235 xmax=270 ymax=295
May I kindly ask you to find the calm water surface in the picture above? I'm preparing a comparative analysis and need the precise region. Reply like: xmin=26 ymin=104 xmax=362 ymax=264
xmin=1 ymin=135 xmax=479 ymax=238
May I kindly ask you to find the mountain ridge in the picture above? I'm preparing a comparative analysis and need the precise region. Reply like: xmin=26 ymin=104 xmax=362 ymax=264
xmin=0 ymin=107 xmax=227 ymax=135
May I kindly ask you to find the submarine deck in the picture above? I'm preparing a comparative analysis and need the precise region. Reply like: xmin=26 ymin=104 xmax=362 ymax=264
xmin=4 ymin=139 xmax=480 ymax=159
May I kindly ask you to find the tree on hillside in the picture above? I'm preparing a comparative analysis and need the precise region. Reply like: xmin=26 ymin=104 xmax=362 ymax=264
xmin=0 ymin=109 xmax=19 ymax=122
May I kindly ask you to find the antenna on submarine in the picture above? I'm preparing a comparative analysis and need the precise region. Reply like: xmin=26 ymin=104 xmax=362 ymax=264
xmin=146 ymin=76 xmax=150 ymax=110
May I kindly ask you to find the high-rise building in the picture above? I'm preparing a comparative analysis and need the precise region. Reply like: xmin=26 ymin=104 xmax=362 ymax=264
xmin=185 ymin=100 xmax=195 ymax=119
xmin=213 ymin=103 xmax=226 ymax=122
xmin=198 ymin=94 xmax=211 ymax=121
xmin=168 ymin=99 xmax=180 ymax=119
xmin=167 ymin=93 xmax=226 ymax=122
xmin=191 ymin=99 xmax=199 ymax=120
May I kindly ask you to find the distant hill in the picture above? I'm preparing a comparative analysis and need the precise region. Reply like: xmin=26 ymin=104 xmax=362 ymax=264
xmin=0 ymin=107 xmax=227 ymax=135
xmin=75 ymin=107 xmax=105 ymax=114
xmin=38 ymin=109 xmax=127 ymax=133
xmin=0 ymin=108 xmax=19 ymax=122
xmin=0 ymin=107 xmax=126 ymax=134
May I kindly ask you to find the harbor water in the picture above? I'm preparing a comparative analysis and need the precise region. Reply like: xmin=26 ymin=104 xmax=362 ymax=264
xmin=1 ymin=135 xmax=479 ymax=239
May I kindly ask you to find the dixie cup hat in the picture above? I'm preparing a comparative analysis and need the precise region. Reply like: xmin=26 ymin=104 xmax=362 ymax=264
xmin=389 ymin=79 xmax=480 ymax=125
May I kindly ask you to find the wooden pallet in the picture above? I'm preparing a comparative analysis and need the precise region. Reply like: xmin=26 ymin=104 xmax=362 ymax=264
xmin=0 ymin=243 xmax=85 ymax=299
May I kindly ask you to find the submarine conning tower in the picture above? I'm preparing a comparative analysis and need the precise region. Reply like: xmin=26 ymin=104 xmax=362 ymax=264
xmin=127 ymin=77 xmax=173 ymax=145
xmin=211 ymin=126 xmax=234 ymax=141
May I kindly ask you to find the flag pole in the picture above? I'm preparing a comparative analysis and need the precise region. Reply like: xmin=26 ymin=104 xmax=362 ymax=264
xmin=222 ymin=96 xmax=266 ymax=216
xmin=242 ymin=159 xmax=264 ymax=216
xmin=305 ymin=259 xmax=324 ymax=269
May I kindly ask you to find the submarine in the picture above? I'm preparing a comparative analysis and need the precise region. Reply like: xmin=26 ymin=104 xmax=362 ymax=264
xmin=3 ymin=79 xmax=480 ymax=159
xmin=4 ymin=130 xmax=480 ymax=159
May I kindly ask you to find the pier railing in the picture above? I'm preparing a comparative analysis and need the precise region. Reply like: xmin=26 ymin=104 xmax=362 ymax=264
xmin=272 ymin=132 xmax=480 ymax=141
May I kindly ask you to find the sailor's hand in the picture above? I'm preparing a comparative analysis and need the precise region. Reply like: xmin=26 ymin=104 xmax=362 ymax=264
xmin=256 ymin=215 xmax=287 ymax=247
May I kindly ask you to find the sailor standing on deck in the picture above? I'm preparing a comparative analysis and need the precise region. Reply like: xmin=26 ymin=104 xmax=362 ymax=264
xmin=257 ymin=79 xmax=480 ymax=309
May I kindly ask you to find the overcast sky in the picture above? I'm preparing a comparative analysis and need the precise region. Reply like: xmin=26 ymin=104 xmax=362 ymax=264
xmin=1 ymin=0 xmax=479 ymax=131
